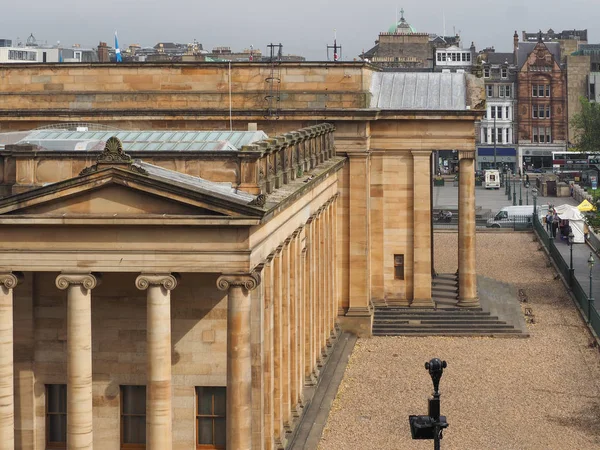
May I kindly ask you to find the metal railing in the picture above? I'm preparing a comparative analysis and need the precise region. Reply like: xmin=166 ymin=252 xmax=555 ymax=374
xmin=534 ymin=212 xmax=600 ymax=338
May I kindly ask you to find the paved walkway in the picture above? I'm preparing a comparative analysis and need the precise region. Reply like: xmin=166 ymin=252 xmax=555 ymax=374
xmin=288 ymin=332 xmax=357 ymax=450
xmin=540 ymin=225 xmax=600 ymax=308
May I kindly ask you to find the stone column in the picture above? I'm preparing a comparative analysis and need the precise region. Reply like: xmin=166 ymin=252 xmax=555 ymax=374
xmin=56 ymin=273 xmax=99 ymax=450
xmin=458 ymin=151 xmax=479 ymax=307
xmin=217 ymin=272 xmax=260 ymax=450
xmin=346 ymin=153 xmax=371 ymax=318
xmin=280 ymin=240 xmax=292 ymax=427
xmin=315 ymin=211 xmax=324 ymax=362
xmin=328 ymin=200 xmax=336 ymax=336
xmin=135 ymin=274 xmax=178 ymax=450
xmin=303 ymin=218 xmax=316 ymax=384
xmin=272 ymin=247 xmax=285 ymax=448
xmin=0 ymin=273 xmax=20 ymax=450
xmin=262 ymin=256 xmax=274 ymax=450
xmin=411 ymin=150 xmax=434 ymax=307
xmin=289 ymin=230 xmax=301 ymax=414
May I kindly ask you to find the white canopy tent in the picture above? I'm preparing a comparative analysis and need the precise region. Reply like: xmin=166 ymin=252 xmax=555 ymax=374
xmin=555 ymin=204 xmax=586 ymax=243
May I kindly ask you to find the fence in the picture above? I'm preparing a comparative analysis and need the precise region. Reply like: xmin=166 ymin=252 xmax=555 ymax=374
xmin=534 ymin=212 xmax=600 ymax=338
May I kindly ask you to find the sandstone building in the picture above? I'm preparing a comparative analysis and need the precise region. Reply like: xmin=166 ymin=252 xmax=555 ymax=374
xmin=0 ymin=61 xmax=484 ymax=449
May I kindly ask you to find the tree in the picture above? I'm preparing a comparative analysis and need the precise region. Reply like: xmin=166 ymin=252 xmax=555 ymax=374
xmin=571 ymin=97 xmax=600 ymax=153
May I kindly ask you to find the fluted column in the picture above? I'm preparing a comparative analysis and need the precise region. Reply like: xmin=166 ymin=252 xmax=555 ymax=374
xmin=411 ymin=150 xmax=433 ymax=307
xmin=217 ymin=272 xmax=261 ymax=450
xmin=0 ymin=273 xmax=20 ymax=450
xmin=458 ymin=151 xmax=479 ymax=307
xmin=135 ymin=274 xmax=178 ymax=450
xmin=56 ymin=273 xmax=98 ymax=450
xmin=303 ymin=218 xmax=316 ymax=384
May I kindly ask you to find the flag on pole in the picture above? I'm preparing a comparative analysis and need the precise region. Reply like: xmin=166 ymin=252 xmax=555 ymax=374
xmin=114 ymin=31 xmax=122 ymax=63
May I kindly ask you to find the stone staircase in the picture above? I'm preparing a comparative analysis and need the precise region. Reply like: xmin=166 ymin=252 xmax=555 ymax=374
xmin=372 ymin=274 xmax=528 ymax=337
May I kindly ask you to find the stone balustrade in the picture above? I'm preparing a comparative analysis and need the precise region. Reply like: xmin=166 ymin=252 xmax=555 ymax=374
xmin=240 ymin=123 xmax=336 ymax=195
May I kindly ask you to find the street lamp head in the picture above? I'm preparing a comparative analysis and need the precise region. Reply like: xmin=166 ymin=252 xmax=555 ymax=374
xmin=425 ymin=358 xmax=447 ymax=395
xmin=588 ymin=252 xmax=595 ymax=269
xmin=568 ymin=230 xmax=574 ymax=246
xmin=532 ymin=188 xmax=538 ymax=198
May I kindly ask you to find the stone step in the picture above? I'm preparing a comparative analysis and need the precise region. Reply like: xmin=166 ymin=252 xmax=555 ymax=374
xmin=373 ymin=323 xmax=514 ymax=331
xmin=375 ymin=319 xmax=507 ymax=325
xmin=372 ymin=330 xmax=528 ymax=337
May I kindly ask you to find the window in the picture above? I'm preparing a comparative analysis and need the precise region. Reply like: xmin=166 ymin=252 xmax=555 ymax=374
xmin=505 ymin=106 xmax=510 ymax=120
xmin=394 ymin=254 xmax=404 ymax=280
xmin=505 ymin=85 xmax=511 ymax=98
xmin=452 ymin=53 xmax=457 ymax=62
xmin=461 ymin=53 xmax=466 ymax=62
xmin=533 ymin=84 xmax=550 ymax=97
xmin=533 ymin=127 xmax=539 ymax=143
xmin=490 ymin=106 xmax=496 ymax=119
xmin=546 ymin=85 xmax=551 ymax=97
xmin=501 ymin=67 xmax=508 ymax=78
xmin=546 ymin=127 xmax=552 ymax=143
xmin=121 ymin=386 xmax=146 ymax=448
xmin=8 ymin=50 xmax=37 ymax=61
xmin=482 ymin=127 xmax=488 ymax=143
xmin=484 ymin=67 xmax=490 ymax=78
xmin=46 ymin=384 xmax=67 ymax=449
xmin=437 ymin=53 xmax=441 ymax=62
xmin=546 ymin=105 xmax=551 ymax=118
xmin=486 ymin=85 xmax=493 ymax=97
xmin=466 ymin=53 xmax=471 ymax=62
xmin=532 ymin=105 xmax=538 ymax=119
xmin=441 ymin=53 xmax=446 ymax=62
xmin=196 ymin=387 xmax=226 ymax=449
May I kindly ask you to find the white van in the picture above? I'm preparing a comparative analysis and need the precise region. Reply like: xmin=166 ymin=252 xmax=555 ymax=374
xmin=484 ymin=170 xmax=500 ymax=189
xmin=486 ymin=205 xmax=536 ymax=228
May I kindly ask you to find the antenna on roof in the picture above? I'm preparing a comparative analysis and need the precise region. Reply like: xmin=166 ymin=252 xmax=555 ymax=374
xmin=327 ymin=29 xmax=342 ymax=62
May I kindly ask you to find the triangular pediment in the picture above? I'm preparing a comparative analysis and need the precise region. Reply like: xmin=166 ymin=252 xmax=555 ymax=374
xmin=0 ymin=168 xmax=264 ymax=218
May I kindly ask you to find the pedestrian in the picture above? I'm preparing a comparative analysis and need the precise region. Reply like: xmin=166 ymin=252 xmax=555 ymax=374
xmin=545 ymin=211 xmax=553 ymax=233
xmin=552 ymin=212 xmax=560 ymax=238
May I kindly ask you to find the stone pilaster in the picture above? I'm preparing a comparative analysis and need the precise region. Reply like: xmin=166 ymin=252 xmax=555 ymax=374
xmin=280 ymin=240 xmax=292 ymax=428
xmin=135 ymin=274 xmax=178 ymax=450
xmin=458 ymin=151 xmax=479 ymax=307
xmin=315 ymin=211 xmax=324 ymax=362
xmin=303 ymin=218 xmax=316 ymax=384
xmin=346 ymin=153 xmax=372 ymax=321
xmin=217 ymin=272 xmax=261 ymax=450
xmin=0 ymin=273 xmax=20 ymax=450
xmin=289 ymin=230 xmax=301 ymax=415
xmin=56 ymin=273 xmax=99 ymax=450
xmin=411 ymin=150 xmax=434 ymax=307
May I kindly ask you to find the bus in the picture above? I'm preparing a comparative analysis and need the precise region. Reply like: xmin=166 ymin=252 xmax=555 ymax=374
xmin=552 ymin=151 xmax=600 ymax=170
xmin=552 ymin=151 xmax=600 ymax=182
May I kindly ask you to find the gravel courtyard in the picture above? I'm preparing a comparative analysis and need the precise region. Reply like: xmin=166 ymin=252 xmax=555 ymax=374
xmin=319 ymin=232 xmax=600 ymax=450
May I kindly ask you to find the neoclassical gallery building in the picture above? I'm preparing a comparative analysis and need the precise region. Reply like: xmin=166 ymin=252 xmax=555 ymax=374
xmin=0 ymin=62 xmax=484 ymax=449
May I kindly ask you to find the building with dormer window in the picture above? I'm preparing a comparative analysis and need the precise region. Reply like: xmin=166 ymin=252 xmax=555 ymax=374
xmin=516 ymin=32 xmax=567 ymax=170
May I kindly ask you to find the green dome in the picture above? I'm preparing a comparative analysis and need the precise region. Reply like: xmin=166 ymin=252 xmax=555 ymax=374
xmin=388 ymin=15 xmax=416 ymax=34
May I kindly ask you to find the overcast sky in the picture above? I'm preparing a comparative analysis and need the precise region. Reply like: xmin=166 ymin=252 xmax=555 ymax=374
xmin=1 ymin=0 xmax=597 ymax=60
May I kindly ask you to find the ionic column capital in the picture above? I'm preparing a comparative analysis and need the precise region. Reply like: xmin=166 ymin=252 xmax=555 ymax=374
xmin=217 ymin=272 xmax=261 ymax=292
xmin=135 ymin=273 xmax=178 ymax=291
xmin=55 ymin=273 xmax=98 ymax=291
xmin=0 ymin=272 xmax=22 ymax=289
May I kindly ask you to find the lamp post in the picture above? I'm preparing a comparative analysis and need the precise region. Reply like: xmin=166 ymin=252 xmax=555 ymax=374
xmin=526 ymin=186 xmax=529 ymax=205
xmin=512 ymin=176 xmax=517 ymax=206
xmin=588 ymin=252 xmax=595 ymax=324
xmin=532 ymin=188 xmax=538 ymax=220
xmin=519 ymin=180 xmax=523 ymax=205
xmin=507 ymin=171 xmax=512 ymax=199
xmin=504 ymin=166 xmax=509 ymax=194
xmin=409 ymin=359 xmax=449 ymax=450
xmin=568 ymin=230 xmax=575 ymax=287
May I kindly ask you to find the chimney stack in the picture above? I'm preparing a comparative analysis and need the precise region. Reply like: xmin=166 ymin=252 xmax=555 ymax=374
xmin=97 ymin=41 xmax=109 ymax=63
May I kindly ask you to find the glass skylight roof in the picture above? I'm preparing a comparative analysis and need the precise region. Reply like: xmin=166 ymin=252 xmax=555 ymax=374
xmin=15 ymin=130 xmax=269 ymax=152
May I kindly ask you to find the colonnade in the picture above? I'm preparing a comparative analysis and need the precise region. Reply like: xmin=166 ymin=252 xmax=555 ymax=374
xmin=228 ymin=193 xmax=339 ymax=450
xmin=0 ymin=272 xmax=178 ymax=450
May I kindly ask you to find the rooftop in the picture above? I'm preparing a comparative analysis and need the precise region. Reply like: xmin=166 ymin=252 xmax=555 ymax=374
xmin=11 ymin=129 xmax=269 ymax=152
xmin=369 ymin=72 xmax=467 ymax=110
